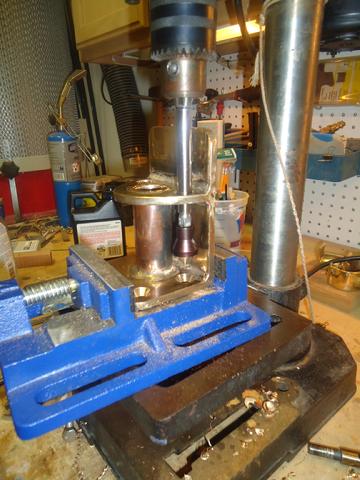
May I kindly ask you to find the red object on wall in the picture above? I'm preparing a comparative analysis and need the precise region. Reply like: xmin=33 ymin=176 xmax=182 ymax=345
xmin=216 ymin=100 xmax=225 ymax=119
xmin=0 ymin=169 xmax=56 ymax=219
xmin=0 ymin=176 xmax=13 ymax=215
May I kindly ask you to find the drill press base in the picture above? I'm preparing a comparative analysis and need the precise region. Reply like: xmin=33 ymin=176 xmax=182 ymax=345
xmin=81 ymin=292 xmax=356 ymax=480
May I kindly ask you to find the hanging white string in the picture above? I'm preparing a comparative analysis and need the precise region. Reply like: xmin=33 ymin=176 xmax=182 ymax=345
xmin=258 ymin=12 xmax=315 ymax=322
xmin=250 ymin=51 xmax=260 ymax=87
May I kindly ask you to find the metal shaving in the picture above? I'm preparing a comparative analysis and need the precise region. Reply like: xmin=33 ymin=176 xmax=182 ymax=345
xmin=243 ymin=387 xmax=280 ymax=416
xmin=262 ymin=398 xmax=279 ymax=417
xmin=244 ymin=396 xmax=258 ymax=408
xmin=247 ymin=419 xmax=257 ymax=428
xmin=200 ymin=449 xmax=210 ymax=461
xmin=281 ymin=473 xmax=296 ymax=480
xmin=242 ymin=389 xmax=264 ymax=409
xmin=72 ymin=431 xmax=110 ymax=480
xmin=241 ymin=437 xmax=253 ymax=446
xmin=343 ymin=468 xmax=360 ymax=480
xmin=262 ymin=389 xmax=279 ymax=417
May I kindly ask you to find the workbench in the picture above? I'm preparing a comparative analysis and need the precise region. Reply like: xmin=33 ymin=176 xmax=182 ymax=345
xmin=1 ymin=227 xmax=359 ymax=480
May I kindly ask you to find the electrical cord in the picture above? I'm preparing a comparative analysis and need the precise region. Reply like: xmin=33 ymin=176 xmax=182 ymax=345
xmin=308 ymin=256 xmax=360 ymax=278
xmin=258 ymin=11 xmax=315 ymax=322
xmin=101 ymin=75 xmax=112 ymax=106
xmin=234 ymin=0 xmax=257 ymax=61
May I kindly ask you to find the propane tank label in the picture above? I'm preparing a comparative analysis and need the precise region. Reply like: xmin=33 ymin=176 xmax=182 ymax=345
xmin=76 ymin=220 xmax=124 ymax=258
xmin=48 ymin=141 xmax=81 ymax=182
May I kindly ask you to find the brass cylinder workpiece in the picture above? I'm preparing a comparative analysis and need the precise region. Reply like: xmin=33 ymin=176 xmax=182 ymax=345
xmin=133 ymin=204 xmax=176 ymax=280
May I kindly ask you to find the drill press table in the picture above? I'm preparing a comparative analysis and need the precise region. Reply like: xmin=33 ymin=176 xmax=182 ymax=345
xmin=81 ymin=290 xmax=356 ymax=480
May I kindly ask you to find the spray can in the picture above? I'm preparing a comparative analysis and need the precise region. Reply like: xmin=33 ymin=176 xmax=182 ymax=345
xmin=47 ymin=131 xmax=81 ymax=227
xmin=48 ymin=69 xmax=87 ymax=227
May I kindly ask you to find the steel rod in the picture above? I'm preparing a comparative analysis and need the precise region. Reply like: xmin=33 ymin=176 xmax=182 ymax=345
xmin=176 ymin=97 xmax=193 ymax=228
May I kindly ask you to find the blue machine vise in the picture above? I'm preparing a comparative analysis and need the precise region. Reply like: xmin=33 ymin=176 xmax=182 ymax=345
xmin=0 ymin=245 xmax=270 ymax=440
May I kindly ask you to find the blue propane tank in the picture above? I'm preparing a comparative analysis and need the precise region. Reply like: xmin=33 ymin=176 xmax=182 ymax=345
xmin=47 ymin=131 xmax=81 ymax=227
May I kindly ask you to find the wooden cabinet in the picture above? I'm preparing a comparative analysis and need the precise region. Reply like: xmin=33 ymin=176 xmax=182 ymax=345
xmin=71 ymin=0 xmax=150 ymax=63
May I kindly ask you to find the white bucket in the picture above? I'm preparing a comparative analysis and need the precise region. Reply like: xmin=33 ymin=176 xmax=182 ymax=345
xmin=215 ymin=190 xmax=249 ymax=250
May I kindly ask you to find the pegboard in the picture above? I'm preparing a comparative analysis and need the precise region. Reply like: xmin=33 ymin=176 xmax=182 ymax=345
xmin=313 ymin=105 xmax=359 ymax=137
xmin=208 ymin=55 xmax=244 ymax=92
xmin=207 ymin=53 xmax=259 ymax=131
xmin=302 ymin=176 xmax=360 ymax=248
xmin=304 ymin=82 xmax=360 ymax=246
xmin=205 ymin=53 xmax=360 ymax=249
xmin=305 ymin=60 xmax=360 ymax=248
xmin=161 ymin=53 xmax=258 ymax=130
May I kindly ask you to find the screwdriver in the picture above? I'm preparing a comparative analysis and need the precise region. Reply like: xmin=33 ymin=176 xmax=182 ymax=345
xmin=308 ymin=442 xmax=360 ymax=467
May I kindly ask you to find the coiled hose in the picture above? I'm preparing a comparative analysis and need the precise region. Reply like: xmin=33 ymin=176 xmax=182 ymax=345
xmin=101 ymin=64 xmax=148 ymax=175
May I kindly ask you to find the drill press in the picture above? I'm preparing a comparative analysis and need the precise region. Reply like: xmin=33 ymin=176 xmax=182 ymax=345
xmin=0 ymin=1 xmax=356 ymax=479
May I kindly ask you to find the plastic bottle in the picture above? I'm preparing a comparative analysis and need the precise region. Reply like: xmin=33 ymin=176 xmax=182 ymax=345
xmin=0 ymin=221 xmax=16 ymax=280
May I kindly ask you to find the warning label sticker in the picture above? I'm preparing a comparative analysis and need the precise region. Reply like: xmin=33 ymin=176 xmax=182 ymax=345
xmin=76 ymin=220 xmax=124 ymax=258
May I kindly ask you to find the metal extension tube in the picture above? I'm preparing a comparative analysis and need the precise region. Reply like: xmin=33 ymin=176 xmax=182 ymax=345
xmin=250 ymin=0 xmax=325 ymax=303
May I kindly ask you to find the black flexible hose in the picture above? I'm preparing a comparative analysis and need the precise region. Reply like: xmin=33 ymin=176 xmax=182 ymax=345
xmin=234 ymin=0 xmax=257 ymax=61
xmin=84 ymin=63 xmax=103 ymax=176
xmin=307 ymin=256 xmax=360 ymax=277
xmin=101 ymin=64 xmax=148 ymax=174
